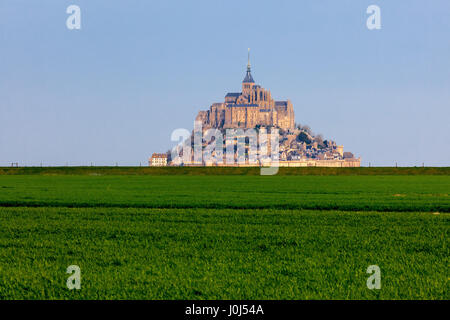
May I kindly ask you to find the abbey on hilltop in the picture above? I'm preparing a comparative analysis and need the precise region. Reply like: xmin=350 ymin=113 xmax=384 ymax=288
xmin=148 ymin=52 xmax=361 ymax=168
xmin=196 ymin=50 xmax=295 ymax=131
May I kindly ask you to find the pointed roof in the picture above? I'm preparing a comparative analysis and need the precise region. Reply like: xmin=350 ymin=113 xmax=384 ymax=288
xmin=243 ymin=67 xmax=254 ymax=83
xmin=243 ymin=48 xmax=255 ymax=83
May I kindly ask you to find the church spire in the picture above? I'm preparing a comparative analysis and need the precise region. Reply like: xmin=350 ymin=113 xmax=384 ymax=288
xmin=243 ymin=48 xmax=255 ymax=83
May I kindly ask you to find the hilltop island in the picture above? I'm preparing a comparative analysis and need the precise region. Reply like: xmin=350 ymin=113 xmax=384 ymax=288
xmin=151 ymin=53 xmax=360 ymax=168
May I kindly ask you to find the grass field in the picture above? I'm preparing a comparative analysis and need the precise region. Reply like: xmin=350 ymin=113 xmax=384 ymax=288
xmin=0 ymin=167 xmax=448 ymax=299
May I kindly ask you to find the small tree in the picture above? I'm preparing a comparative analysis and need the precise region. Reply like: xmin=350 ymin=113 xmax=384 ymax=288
xmin=343 ymin=152 xmax=354 ymax=159
xmin=301 ymin=125 xmax=312 ymax=135
xmin=314 ymin=134 xmax=325 ymax=148
xmin=296 ymin=132 xmax=311 ymax=144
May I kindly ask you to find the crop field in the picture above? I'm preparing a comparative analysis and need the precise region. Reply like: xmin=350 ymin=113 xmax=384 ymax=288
xmin=0 ymin=167 xmax=448 ymax=299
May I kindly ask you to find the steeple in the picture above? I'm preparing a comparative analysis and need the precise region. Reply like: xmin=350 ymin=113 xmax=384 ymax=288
xmin=243 ymin=48 xmax=255 ymax=83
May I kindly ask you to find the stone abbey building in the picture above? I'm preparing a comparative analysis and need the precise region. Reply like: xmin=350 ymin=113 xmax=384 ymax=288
xmin=196 ymin=54 xmax=295 ymax=130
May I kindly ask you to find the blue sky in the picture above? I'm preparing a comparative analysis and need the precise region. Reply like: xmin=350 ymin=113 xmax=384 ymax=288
xmin=1 ymin=0 xmax=449 ymax=166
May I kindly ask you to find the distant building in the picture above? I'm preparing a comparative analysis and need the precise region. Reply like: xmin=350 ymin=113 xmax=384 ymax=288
xmin=149 ymin=153 xmax=168 ymax=166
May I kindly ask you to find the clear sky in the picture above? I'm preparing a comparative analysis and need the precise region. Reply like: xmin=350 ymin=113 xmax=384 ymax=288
xmin=1 ymin=0 xmax=449 ymax=166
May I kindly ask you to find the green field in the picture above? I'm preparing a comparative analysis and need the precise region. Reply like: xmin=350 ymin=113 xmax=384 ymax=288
xmin=0 ymin=167 xmax=448 ymax=299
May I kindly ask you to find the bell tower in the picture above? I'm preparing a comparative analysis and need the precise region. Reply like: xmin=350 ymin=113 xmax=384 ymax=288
xmin=242 ymin=48 xmax=255 ymax=96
